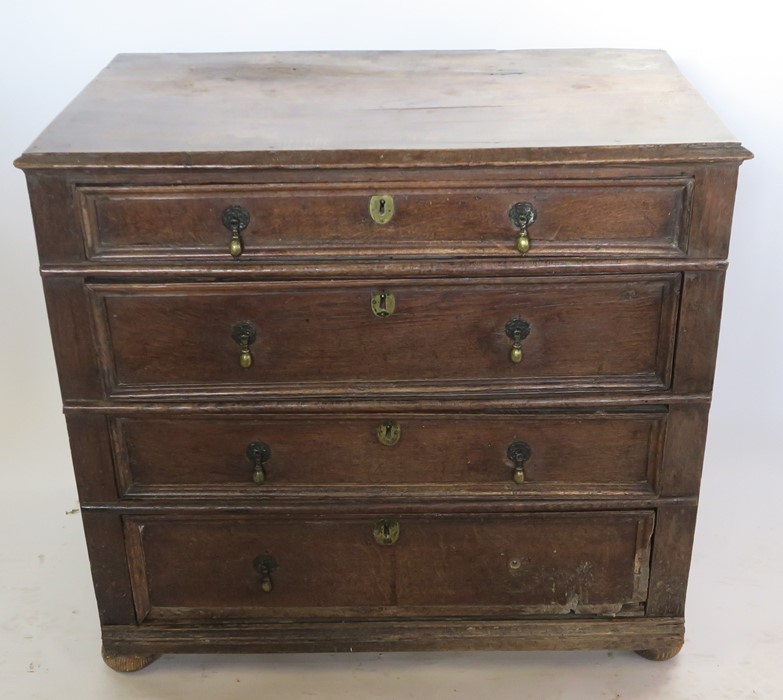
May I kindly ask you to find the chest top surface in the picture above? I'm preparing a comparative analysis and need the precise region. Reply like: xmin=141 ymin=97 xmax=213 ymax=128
xmin=16 ymin=49 xmax=747 ymax=169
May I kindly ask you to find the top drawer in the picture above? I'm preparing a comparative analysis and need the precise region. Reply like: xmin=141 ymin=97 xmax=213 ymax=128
xmin=77 ymin=178 xmax=692 ymax=261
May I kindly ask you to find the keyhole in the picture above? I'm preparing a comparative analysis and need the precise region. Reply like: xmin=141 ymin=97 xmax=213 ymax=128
xmin=378 ymin=198 xmax=386 ymax=215
xmin=383 ymin=523 xmax=391 ymax=539
xmin=378 ymin=291 xmax=387 ymax=311
xmin=383 ymin=423 xmax=392 ymax=440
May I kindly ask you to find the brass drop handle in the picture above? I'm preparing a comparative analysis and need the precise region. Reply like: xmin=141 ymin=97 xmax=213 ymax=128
xmin=253 ymin=555 xmax=277 ymax=593
xmin=507 ymin=441 xmax=532 ymax=485
xmin=246 ymin=441 xmax=272 ymax=484
xmin=222 ymin=204 xmax=250 ymax=258
xmin=509 ymin=202 xmax=537 ymax=255
xmin=373 ymin=519 xmax=400 ymax=546
xmin=505 ymin=318 xmax=531 ymax=364
xmin=231 ymin=321 xmax=257 ymax=369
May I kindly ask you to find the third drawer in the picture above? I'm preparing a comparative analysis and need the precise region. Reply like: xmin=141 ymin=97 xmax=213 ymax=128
xmin=111 ymin=409 xmax=665 ymax=497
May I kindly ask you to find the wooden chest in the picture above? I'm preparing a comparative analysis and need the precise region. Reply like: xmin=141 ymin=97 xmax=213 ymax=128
xmin=15 ymin=50 xmax=750 ymax=671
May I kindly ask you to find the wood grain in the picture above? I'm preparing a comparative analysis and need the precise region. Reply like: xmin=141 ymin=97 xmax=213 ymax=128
xmin=88 ymin=276 xmax=680 ymax=396
xmin=15 ymin=50 xmax=748 ymax=169
xmin=16 ymin=50 xmax=749 ymax=664
xmin=101 ymin=617 xmax=684 ymax=655
xmin=125 ymin=511 xmax=653 ymax=620
xmin=114 ymin=410 xmax=664 ymax=496
xmin=79 ymin=179 xmax=690 ymax=260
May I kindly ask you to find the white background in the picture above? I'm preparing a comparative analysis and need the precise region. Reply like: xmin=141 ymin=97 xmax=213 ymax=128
xmin=1 ymin=1 xmax=781 ymax=698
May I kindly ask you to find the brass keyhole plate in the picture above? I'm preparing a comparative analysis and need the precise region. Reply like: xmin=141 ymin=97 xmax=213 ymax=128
xmin=373 ymin=519 xmax=400 ymax=546
xmin=371 ymin=290 xmax=396 ymax=318
xmin=369 ymin=194 xmax=395 ymax=225
xmin=376 ymin=421 xmax=401 ymax=446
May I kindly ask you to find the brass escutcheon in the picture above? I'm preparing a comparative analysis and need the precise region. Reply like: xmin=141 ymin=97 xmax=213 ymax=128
xmin=373 ymin=519 xmax=400 ymax=546
xmin=376 ymin=421 xmax=401 ymax=446
xmin=371 ymin=289 xmax=396 ymax=318
xmin=369 ymin=194 xmax=395 ymax=224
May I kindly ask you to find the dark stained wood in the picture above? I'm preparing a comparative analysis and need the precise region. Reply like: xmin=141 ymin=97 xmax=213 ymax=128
xmin=22 ymin=173 xmax=86 ymax=264
xmin=672 ymin=270 xmax=726 ymax=395
xmin=101 ymin=617 xmax=685 ymax=655
xmin=645 ymin=504 xmax=698 ymax=617
xmin=23 ymin=161 xmax=739 ymax=267
xmin=17 ymin=50 xmax=749 ymax=665
xmin=687 ymin=164 xmax=743 ymax=259
xmin=114 ymin=410 xmax=664 ymax=497
xmin=88 ymin=276 xmax=680 ymax=397
xmin=41 ymin=277 xmax=104 ymax=401
xmin=125 ymin=512 xmax=653 ymax=621
xmin=79 ymin=179 xmax=690 ymax=260
xmin=80 ymin=512 xmax=137 ymax=625
xmin=65 ymin=413 xmax=117 ymax=502
xmin=658 ymin=403 xmax=710 ymax=497
xmin=41 ymin=258 xmax=729 ymax=278
xmin=84 ymin=497 xmax=695 ymax=515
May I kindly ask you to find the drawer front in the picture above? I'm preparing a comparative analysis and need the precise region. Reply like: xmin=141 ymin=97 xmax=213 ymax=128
xmin=78 ymin=179 xmax=691 ymax=260
xmin=114 ymin=410 xmax=665 ymax=497
xmin=125 ymin=512 xmax=654 ymax=621
xmin=90 ymin=275 xmax=680 ymax=397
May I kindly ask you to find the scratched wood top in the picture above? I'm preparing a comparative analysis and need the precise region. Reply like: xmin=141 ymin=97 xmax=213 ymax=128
xmin=16 ymin=49 xmax=748 ymax=168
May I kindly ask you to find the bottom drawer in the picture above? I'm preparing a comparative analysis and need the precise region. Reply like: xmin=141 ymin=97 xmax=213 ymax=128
xmin=125 ymin=511 xmax=654 ymax=621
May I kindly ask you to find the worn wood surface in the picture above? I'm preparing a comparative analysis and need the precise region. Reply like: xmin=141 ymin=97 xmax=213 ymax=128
xmin=125 ymin=512 xmax=652 ymax=621
xmin=17 ymin=50 xmax=749 ymax=664
xmin=24 ymin=164 xmax=734 ymax=265
xmin=100 ymin=617 xmax=684 ymax=655
xmin=88 ymin=276 xmax=680 ymax=397
xmin=79 ymin=179 xmax=689 ymax=260
xmin=114 ymin=410 xmax=663 ymax=496
xmin=15 ymin=50 xmax=748 ymax=169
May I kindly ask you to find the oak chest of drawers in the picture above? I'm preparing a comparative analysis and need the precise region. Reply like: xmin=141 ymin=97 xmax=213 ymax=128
xmin=16 ymin=49 xmax=750 ymax=670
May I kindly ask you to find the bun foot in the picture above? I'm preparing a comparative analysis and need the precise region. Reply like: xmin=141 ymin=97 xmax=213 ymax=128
xmin=101 ymin=645 xmax=160 ymax=672
xmin=635 ymin=641 xmax=684 ymax=661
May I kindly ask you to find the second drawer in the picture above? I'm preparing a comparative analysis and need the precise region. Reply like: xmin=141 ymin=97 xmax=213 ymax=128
xmin=88 ymin=275 xmax=680 ymax=397
xmin=112 ymin=410 xmax=665 ymax=497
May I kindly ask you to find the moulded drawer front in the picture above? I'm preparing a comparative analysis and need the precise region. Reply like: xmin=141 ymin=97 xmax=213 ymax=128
xmin=89 ymin=275 xmax=680 ymax=398
xmin=113 ymin=410 xmax=666 ymax=497
xmin=125 ymin=511 xmax=654 ymax=622
xmin=78 ymin=180 xmax=692 ymax=260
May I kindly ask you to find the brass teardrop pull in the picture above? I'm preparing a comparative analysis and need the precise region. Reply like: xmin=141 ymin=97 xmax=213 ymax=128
xmin=231 ymin=321 xmax=257 ymax=369
xmin=246 ymin=441 xmax=272 ymax=484
xmin=508 ymin=202 xmax=537 ymax=255
xmin=507 ymin=441 xmax=532 ymax=485
xmin=222 ymin=205 xmax=250 ymax=258
xmin=505 ymin=318 xmax=531 ymax=364
xmin=253 ymin=555 xmax=277 ymax=593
